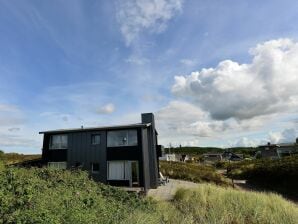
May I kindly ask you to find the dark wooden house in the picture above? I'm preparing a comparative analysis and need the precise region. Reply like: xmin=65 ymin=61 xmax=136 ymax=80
xmin=40 ymin=113 xmax=161 ymax=191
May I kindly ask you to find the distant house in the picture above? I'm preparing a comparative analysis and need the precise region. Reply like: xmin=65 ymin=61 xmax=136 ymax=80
xmin=257 ymin=140 xmax=298 ymax=159
xmin=40 ymin=113 xmax=161 ymax=191
xmin=277 ymin=142 xmax=298 ymax=157
xmin=159 ymin=153 xmax=177 ymax=162
xmin=202 ymin=153 xmax=223 ymax=163
xmin=257 ymin=143 xmax=279 ymax=159
xmin=222 ymin=151 xmax=243 ymax=161
xmin=203 ymin=151 xmax=243 ymax=163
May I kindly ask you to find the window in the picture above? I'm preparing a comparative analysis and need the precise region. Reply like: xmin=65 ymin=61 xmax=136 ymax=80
xmin=107 ymin=130 xmax=137 ymax=147
xmin=49 ymin=134 xmax=68 ymax=149
xmin=48 ymin=162 xmax=67 ymax=169
xmin=91 ymin=134 xmax=101 ymax=145
xmin=91 ymin=163 xmax=100 ymax=173
xmin=107 ymin=161 xmax=137 ymax=181
xmin=108 ymin=161 xmax=125 ymax=180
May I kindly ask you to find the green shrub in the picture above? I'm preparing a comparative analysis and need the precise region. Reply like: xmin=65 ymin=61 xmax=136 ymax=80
xmin=0 ymin=167 xmax=155 ymax=223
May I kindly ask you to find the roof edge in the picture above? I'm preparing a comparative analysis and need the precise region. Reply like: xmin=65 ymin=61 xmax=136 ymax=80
xmin=39 ymin=123 xmax=151 ymax=134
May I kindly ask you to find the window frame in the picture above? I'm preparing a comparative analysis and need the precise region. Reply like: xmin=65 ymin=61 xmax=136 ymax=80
xmin=107 ymin=129 xmax=138 ymax=147
xmin=91 ymin=163 xmax=100 ymax=173
xmin=48 ymin=162 xmax=67 ymax=169
xmin=49 ymin=134 xmax=68 ymax=150
xmin=91 ymin=134 xmax=101 ymax=145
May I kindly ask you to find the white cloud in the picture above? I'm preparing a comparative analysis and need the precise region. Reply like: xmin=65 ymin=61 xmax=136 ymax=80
xmin=180 ymin=58 xmax=197 ymax=66
xmin=0 ymin=103 xmax=25 ymax=126
xmin=125 ymin=55 xmax=149 ymax=65
xmin=172 ymin=38 xmax=298 ymax=120
xmin=232 ymin=137 xmax=259 ymax=147
xmin=268 ymin=128 xmax=297 ymax=144
xmin=155 ymin=100 xmax=272 ymax=147
xmin=96 ymin=103 xmax=115 ymax=114
xmin=8 ymin=127 xmax=21 ymax=132
xmin=116 ymin=0 xmax=183 ymax=45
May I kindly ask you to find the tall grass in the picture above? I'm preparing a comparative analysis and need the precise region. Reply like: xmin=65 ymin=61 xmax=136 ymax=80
xmin=172 ymin=185 xmax=298 ymax=224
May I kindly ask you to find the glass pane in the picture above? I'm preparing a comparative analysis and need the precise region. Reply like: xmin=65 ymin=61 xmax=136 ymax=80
xmin=50 ymin=135 xmax=67 ymax=149
xmin=107 ymin=131 xmax=128 ymax=147
xmin=128 ymin=130 xmax=137 ymax=146
xmin=92 ymin=135 xmax=100 ymax=144
xmin=107 ymin=130 xmax=137 ymax=147
xmin=131 ymin=161 xmax=139 ymax=184
xmin=108 ymin=161 xmax=124 ymax=179
xmin=60 ymin=135 xmax=68 ymax=148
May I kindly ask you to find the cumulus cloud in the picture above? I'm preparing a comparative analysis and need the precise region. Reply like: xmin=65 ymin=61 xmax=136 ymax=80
xmin=96 ymin=103 xmax=115 ymax=114
xmin=116 ymin=0 xmax=183 ymax=45
xmin=155 ymin=100 xmax=272 ymax=146
xmin=172 ymin=39 xmax=298 ymax=120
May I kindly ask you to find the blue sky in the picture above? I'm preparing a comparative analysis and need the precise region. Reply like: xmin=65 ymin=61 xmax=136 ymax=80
xmin=1 ymin=0 xmax=298 ymax=153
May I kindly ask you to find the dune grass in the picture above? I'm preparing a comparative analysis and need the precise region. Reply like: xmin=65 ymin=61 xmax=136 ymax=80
xmin=172 ymin=185 xmax=298 ymax=224
xmin=1 ymin=162 xmax=297 ymax=224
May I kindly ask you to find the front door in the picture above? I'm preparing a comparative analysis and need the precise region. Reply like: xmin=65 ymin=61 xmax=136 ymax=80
xmin=130 ymin=161 xmax=139 ymax=187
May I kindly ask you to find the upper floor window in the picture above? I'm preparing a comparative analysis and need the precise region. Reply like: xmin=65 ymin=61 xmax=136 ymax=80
xmin=49 ymin=134 xmax=68 ymax=149
xmin=107 ymin=130 xmax=137 ymax=147
xmin=91 ymin=134 xmax=101 ymax=145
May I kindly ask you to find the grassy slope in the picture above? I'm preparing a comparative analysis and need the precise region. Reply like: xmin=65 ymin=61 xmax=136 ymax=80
xmin=0 ymin=163 xmax=297 ymax=224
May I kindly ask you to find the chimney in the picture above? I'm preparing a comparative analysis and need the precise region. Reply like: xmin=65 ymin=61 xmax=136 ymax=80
xmin=141 ymin=113 xmax=155 ymax=127
xmin=296 ymin=137 xmax=298 ymax=144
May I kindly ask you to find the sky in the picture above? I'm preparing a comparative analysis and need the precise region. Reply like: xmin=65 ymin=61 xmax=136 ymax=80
xmin=0 ymin=0 xmax=298 ymax=154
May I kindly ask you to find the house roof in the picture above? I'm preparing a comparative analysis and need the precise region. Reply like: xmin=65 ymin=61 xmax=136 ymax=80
xmin=39 ymin=122 xmax=151 ymax=134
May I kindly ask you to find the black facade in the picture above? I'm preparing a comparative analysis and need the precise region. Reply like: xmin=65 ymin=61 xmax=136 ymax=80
xmin=40 ymin=113 xmax=160 ymax=191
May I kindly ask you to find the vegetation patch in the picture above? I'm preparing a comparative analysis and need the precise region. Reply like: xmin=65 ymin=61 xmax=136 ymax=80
xmin=160 ymin=161 xmax=230 ymax=186
xmin=0 ymin=150 xmax=41 ymax=165
xmin=0 ymin=165 xmax=155 ymax=223
xmin=0 ymin=162 xmax=297 ymax=224
xmin=228 ymin=155 xmax=298 ymax=200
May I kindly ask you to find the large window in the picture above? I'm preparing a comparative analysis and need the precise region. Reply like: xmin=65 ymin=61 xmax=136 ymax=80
xmin=107 ymin=130 xmax=137 ymax=147
xmin=107 ymin=161 xmax=139 ymax=187
xmin=91 ymin=134 xmax=101 ymax=145
xmin=49 ymin=134 xmax=68 ymax=149
xmin=48 ymin=162 xmax=67 ymax=169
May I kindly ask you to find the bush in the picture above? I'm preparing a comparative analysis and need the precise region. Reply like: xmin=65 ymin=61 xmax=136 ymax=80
xmin=0 ymin=167 xmax=155 ymax=223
